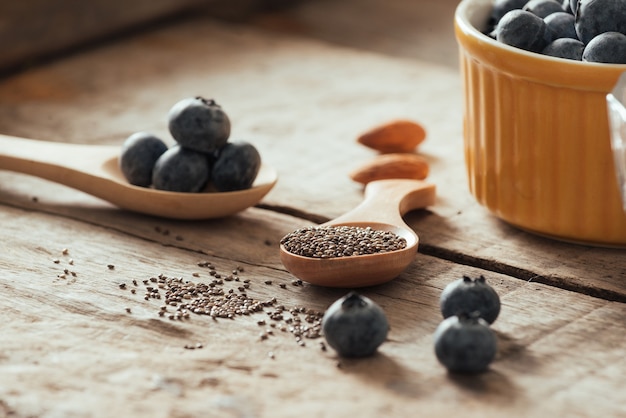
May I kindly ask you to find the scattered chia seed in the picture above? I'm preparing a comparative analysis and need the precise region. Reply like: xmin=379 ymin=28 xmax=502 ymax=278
xmin=280 ymin=225 xmax=407 ymax=258
xmin=117 ymin=261 xmax=325 ymax=349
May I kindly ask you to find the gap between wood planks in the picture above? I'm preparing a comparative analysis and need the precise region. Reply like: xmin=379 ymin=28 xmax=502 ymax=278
xmin=258 ymin=203 xmax=626 ymax=304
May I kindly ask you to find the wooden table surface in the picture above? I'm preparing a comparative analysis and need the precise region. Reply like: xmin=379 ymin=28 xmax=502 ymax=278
xmin=1 ymin=2 xmax=625 ymax=417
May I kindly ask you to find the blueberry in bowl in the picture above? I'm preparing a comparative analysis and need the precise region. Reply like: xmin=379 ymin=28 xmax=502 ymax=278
xmin=455 ymin=0 xmax=626 ymax=246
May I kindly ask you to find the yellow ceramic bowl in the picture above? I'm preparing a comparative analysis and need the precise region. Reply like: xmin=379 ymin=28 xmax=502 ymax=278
xmin=454 ymin=0 xmax=626 ymax=246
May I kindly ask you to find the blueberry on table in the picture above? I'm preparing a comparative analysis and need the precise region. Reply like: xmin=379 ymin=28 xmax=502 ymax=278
xmin=543 ymin=38 xmax=585 ymax=60
xmin=322 ymin=292 xmax=389 ymax=358
xmin=575 ymin=0 xmax=626 ymax=45
xmin=582 ymin=32 xmax=626 ymax=64
xmin=168 ymin=96 xmax=231 ymax=154
xmin=119 ymin=132 xmax=168 ymax=187
xmin=440 ymin=275 xmax=501 ymax=324
xmin=495 ymin=10 xmax=553 ymax=53
xmin=152 ymin=145 xmax=211 ymax=193
xmin=434 ymin=314 xmax=498 ymax=374
xmin=211 ymin=141 xmax=261 ymax=192
xmin=523 ymin=0 xmax=564 ymax=19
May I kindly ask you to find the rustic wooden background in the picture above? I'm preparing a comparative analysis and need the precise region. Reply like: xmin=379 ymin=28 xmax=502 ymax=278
xmin=0 ymin=0 xmax=303 ymax=72
xmin=0 ymin=1 xmax=625 ymax=417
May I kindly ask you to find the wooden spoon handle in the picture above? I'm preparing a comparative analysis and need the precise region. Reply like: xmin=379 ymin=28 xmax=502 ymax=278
xmin=325 ymin=179 xmax=436 ymax=227
xmin=0 ymin=134 xmax=119 ymax=186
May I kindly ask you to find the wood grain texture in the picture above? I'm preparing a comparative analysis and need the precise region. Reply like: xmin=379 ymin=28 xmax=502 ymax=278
xmin=0 ymin=18 xmax=623 ymax=301
xmin=0 ymin=11 xmax=625 ymax=418
xmin=0 ymin=0 xmax=301 ymax=71
xmin=1 ymin=205 xmax=625 ymax=418
xmin=246 ymin=0 xmax=461 ymax=69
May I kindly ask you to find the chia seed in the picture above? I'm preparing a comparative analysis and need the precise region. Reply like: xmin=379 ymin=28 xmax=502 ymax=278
xmin=280 ymin=225 xmax=406 ymax=258
xmin=117 ymin=261 xmax=326 ymax=349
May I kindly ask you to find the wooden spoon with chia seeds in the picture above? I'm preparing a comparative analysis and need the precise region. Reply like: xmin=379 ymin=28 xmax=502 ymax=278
xmin=0 ymin=134 xmax=277 ymax=219
xmin=279 ymin=179 xmax=436 ymax=288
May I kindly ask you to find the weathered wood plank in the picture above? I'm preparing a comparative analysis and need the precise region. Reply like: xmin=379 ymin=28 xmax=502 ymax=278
xmin=0 ymin=18 xmax=623 ymax=303
xmin=247 ymin=0 xmax=461 ymax=70
xmin=1 ymin=6 xmax=625 ymax=418
xmin=0 ymin=0 xmax=302 ymax=71
xmin=1 ymin=204 xmax=625 ymax=418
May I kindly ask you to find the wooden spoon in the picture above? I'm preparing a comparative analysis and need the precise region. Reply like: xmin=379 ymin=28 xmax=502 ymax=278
xmin=0 ymin=134 xmax=277 ymax=219
xmin=279 ymin=179 xmax=436 ymax=288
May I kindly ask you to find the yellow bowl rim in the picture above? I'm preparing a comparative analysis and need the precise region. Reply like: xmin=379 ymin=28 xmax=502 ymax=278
xmin=454 ymin=0 xmax=626 ymax=91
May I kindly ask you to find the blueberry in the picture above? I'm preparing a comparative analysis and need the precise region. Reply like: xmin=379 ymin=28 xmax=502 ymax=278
xmin=440 ymin=275 xmax=501 ymax=324
xmin=119 ymin=132 xmax=168 ymax=187
xmin=152 ymin=145 xmax=211 ymax=193
xmin=562 ymin=0 xmax=574 ymax=14
xmin=434 ymin=314 xmax=497 ymax=374
xmin=568 ymin=0 xmax=580 ymax=14
xmin=168 ymin=96 xmax=231 ymax=154
xmin=211 ymin=141 xmax=262 ymax=192
xmin=495 ymin=10 xmax=553 ymax=53
xmin=489 ymin=0 xmax=529 ymax=27
xmin=322 ymin=292 xmax=389 ymax=358
xmin=583 ymin=32 xmax=626 ymax=63
xmin=575 ymin=0 xmax=626 ymax=45
xmin=544 ymin=12 xmax=577 ymax=40
xmin=523 ymin=0 xmax=565 ymax=18
xmin=543 ymin=38 xmax=585 ymax=60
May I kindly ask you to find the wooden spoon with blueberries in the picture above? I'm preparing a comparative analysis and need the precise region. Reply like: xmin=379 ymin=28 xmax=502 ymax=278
xmin=279 ymin=179 xmax=436 ymax=288
xmin=0 ymin=97 xmax=278 ymax=219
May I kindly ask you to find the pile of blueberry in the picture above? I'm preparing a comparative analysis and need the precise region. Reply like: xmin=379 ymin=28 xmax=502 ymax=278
xmin=433 ymin=275 xmax=501 ymax=374
xmin=119 ymin=96 xmax=262 ymax=193
xmin=486 ymin=0 xmax=626 ymax=63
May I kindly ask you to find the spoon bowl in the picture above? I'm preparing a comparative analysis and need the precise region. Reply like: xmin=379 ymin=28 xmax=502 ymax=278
xmin=280 ymin=179 xmax=436 ymax=288
xmin=0 ymin=134 xmax=277 ymax=219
